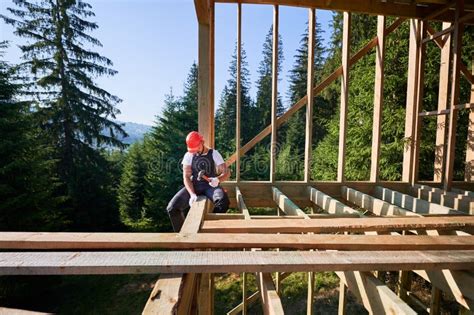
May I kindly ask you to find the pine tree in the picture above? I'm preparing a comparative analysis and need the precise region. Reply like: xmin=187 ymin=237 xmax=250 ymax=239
xmin=2 ymin=0 xmax=127 ymax=229
xmin=0 ymin=41 xmax=61 ymax=231
xmin=144 ymin=63 xmax=199 ymax=230
xmin=118 ymin=142 xmax=147 ymax=225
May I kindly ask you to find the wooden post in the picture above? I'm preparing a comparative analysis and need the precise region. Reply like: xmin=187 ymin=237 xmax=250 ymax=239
xmin=465 ymin=57 xmax=474 ymax=181
xmin=338 ymin=281 xmax=347 ymax=315
xmin=236 ymin=3 xmax=242 ymax=182
xmin=444 ymin=0 xmax=465 ymax=191
xmin=305 ymin=8 xmax=316 ymax=183
xmin=434 ymin=22 xmax=452 ymax=183
xmin=307 ymin=271 xmax=315 ymax=315
xmin=403 ymin=19 xmax=421 ymax=183
xmin=198 ymin=1 xmax=215 ymax=147
xmin=370 ymin=15 xmax=386 ymax=182
xmin=242 ymin=272 xmax=247 ymax=315
xmin=270 ymin=5 xmax=279 ymax=183
xmin=412 ymin=21 xmax=427 ymax=185
xmin=429 ymin=287 xmax=441 ymax=315
xmin=337 ymin=12 xmax=351 ymax=183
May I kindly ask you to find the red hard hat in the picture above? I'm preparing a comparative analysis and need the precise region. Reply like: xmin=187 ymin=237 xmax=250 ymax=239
xmin=186 ymin=131 xmax=203 ymax=153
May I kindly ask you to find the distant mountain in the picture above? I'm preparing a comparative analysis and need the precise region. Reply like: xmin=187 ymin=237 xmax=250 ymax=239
xmin=117 ymin=121 xmax=152 ymax=145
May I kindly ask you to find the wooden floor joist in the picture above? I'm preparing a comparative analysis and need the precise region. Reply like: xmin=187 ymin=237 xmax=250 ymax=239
xmin=2 ymin=250 xmax=474 ymax=275
xmin=308 ymin=186 xmax=361 ymax=216
xmin=337 ymin=271 xmax=417 ymax=314
xmin=410 ymin=184 xmax=474 ymax=214
xmin=374 ymin=186 xmax=462 ymax=215
xmin=257 ymin=273 xmax=284 ymax=315
xmin=272 ymin=187 xmax=309 ymax=217
xmin=200 ymin=216 xmax=474 ymax=234
xmin=2 ymin=232 xmax=474 ymax=251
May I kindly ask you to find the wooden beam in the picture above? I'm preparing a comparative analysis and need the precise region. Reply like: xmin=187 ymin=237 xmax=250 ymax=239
xmin=337 ymin=12 xmax=351 ymax=183
xmin=272 ymin=187 xmax=309 ymax=217
xmin=0 ymin=307 xmax=51 ymax=315
xmin=423 ymin=0 xmax=456 ymax=21
xmin=2 ymin=250 xmax=474 ymax=275
xmin=370 ymin=15 xmax=386 ymax=183
xmin=374 ymin=186 xmax=462 ymax=214
xmin=227 ymin=291 xmax=259 ymax=315
xmin=403 ymin=19 xmax=422 ymax=183
xmin=342 ymin=186 xmax=420 ymax=216
xmin=444 ymin=0 xmax=465 ymax=191
xmin=308 ymin=186 xmax=361 ymax=216
xmin=236 ymin=2 xmax=242 ymax=182
xmin=305 ymin=8 xmax=315 ymax=183
xmin=225 ymin=18 xmax=405 ymax=167
xmin=143 ymin=273 xmax=190 ymax=314
xmin=194 ymin=0 xmax=210 ymax=25
xmin=337 ymin=271 xmax=417 ymax=314
xmin=198 ymin=273 xmax=214 ymax=314
xmin=410 ymin=184 xmax=474 ymax=214
xmin=201 ymin=216 xmax=474 ymax=234
xmin=270 ymin=4 xmax=279 ymax=183
xmin=257 ymin=273 xmax=284 ymax=315
xmin=465 ymin=58 xmax=474 ymax=181
xmin=236 ymin=186 xmax=251 ymax=219
xmin=419 ymin=102 xmax=474 ymax=116
xmin=421 ymin=24 xmax=454 ymax=44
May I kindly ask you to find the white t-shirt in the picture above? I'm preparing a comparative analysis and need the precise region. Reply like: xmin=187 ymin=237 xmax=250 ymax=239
xmin=182 ymin=149 xmax=225 ymax=167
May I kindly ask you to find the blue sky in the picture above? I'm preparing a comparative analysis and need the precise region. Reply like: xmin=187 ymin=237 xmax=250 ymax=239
xmin=0 ymin=0 xmax=333 ymax=125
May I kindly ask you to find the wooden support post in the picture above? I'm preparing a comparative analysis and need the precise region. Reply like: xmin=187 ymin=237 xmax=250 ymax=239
xmin=338 ymin=280 xmax=347 ymax=315
xmin=236 ymin=2 xmax=242 ymax=182
xmin=257 ymin=272 xmax=284 ymax=315
xmin=434 ymin=22 xmax=453 ymax=183
xmin=305 ymin=8 xmax=315 ymax=183
xmin=370 ymin=15 xmax=386 ymax=182
xmin=429 ymin=287 xmax=441 ymax=315
xmin=444 ymin=0 xmax=465 ymax=191
xmin=198 ymin=2 xmax=215 ymax=147
xmin=270 ymin=5 xmax=279 ymax=183
xmin=337 ymin=12 xmax=351 ymax=183
xmin=412 ymin=21 xmax=427 ymax=185
xmin=465 ymin=57 xmax=474 ymax=181
xmin=307 ymin=271 xmax=315 ymax=315
xmin=403 ymin=19 xmax=422 ymax=183
xmin=198 ymin=273 xmax=214 ymax=314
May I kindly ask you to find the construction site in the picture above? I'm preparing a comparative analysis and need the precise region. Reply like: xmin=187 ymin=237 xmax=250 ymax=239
xmin=2 ymin=0 xmax=474 ymax=314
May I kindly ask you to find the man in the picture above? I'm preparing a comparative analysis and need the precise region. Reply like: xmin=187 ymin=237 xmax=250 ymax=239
xmin=166 ymin=131 xmax=230 ymax=232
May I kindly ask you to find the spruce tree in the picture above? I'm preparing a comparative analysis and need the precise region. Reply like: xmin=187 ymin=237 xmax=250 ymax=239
xmin=2 ymin=0 xmax=127 ymax=229
xmin=0 ymin=41 xmax=60 ymax=230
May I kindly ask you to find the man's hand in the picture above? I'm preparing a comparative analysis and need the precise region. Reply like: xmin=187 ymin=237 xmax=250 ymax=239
xmin=209 ymin=177 xmax=219 ymax=188
xmin=188 ymin=193 xmax=198 ymax=207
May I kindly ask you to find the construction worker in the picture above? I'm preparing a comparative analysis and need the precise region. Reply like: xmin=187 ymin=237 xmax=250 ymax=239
xmin=166 ymin=131 xmax=230 ymax=232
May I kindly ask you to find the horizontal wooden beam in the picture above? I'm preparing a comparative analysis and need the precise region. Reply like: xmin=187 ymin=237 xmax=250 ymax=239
xmin=419 ymin=102 xmax=474 ymax=116
xmin=2 ymin=250 xmax=474 ymax=275
xmin=308 ymin=186 xmax=361 ymax=215
xmin=1 ymin=232 xmax=474 ymax=251
xmin=272 ymin=187 xmax=308 ymax=217
xmin=410 ymin=184 xmax=474 ymax=214
xmin=201 ymin=216 xmax=474 ymax=233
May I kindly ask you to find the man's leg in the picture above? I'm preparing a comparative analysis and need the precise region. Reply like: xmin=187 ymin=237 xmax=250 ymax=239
xmin=166 ymin=187 xmax=190 ymax=232
xmin=204 ymin=186 xmax=230 ymax=213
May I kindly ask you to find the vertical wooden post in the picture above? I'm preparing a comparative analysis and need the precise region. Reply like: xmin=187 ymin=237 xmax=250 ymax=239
xmin=337 ymin=12 xmax=351 ymax=183
xmin=434 ymin=22 xmax=452 ymax=183
xmin=444 ymin=0 xmax=465 ymax=191
xmin=242 ymin=272 xmax=247 ymax=315
xmin=307 ymin=271 xmax=315 ymax=315
xmin=198 ymin=1 xmax=215 ymax=147
xmin=236 ymin=3 xmax=242 ymax=182
xmin=465 ymin=57 xmax=474 ymax=181
xmin=412 ymin=21 xmax=427 ymax=185
xmin=338 ymin=281 xmax=347 ymax=315
xmin=305 ymin=8 xmax=316 ymax=183
xmin=402 ymin=19 xmax=421 ymax=183
xmin=370 ymin=15 xmax=386 ymax=182
xmin=270 ymin=5 xmax=279 ymax=183
xmin=429 ymin=287 xmax=441 ymax=315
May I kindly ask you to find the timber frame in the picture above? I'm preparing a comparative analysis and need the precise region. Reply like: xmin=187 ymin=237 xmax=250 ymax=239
xmin=2 ymin=0 xmax=474 ymax=314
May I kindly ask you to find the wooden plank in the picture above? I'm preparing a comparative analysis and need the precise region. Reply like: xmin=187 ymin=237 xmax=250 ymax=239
xmin=225 ymin=18 xmax=405 ymax=167
xmin=205 ymin=213 xmax=246 ymax=220
xmin=444 ymin=0 xmax=465 ymax=191
xmin=143 ymin=273 xmax=187 ymax=314
xmin=403 ymin=19 xmax=422 ymax=183
xmin=194 ymin=0 xmax=210 ymax=25
xmin=337 ymin=271 xmax=417 ymax=314
xmin=421 ymin=24 xmax=454 ymax=43
xmin=270 ymin=4 xmax=278 ymax=183
xmin=410 ymin=184 xmax=474 ymax=214
xmin=419 ymin=102 xmax=474 ymax=116
xmin=305 ymin=8 xmax=315 ymax=183
xmin=423 ymin=0 xmax=456 ymax=21
xmin=198 ymin=273 xmax=213 ymax=314
xmin=342 ymin=186 xmax=420 ymax=216
xmin=236 ymin=2 xmax=242 ymax=182
xmin=256 ymin=273 xmax=284 ymax=315
xmin=198 ymin=17 xmax=214 ymax=146
xmin=308 ymin=186 xmax=361 ymax=216
xmin=370 ymin=15 xmax=386 ymax=183
xmin=338 ymin=281 xmax=347 ymax=315
xmin=0 ymin=307 xmax=52 ymax=315
xmin=227 ymin=291 xmax=259 ymax=315
xmin=3 ymin=250 xmax=474 ymax=275
xmin=236 ymin=187 xmax=251 ymax=219
xmin=337 ymin=12 xmax=351 ymax=183
xmin=374 ymin=186 xmax=462 ymax=214
xmin=272 ymin=187 xmax=309 ymax=217
xmin=201 ymin=216 xmax=474 ymax=234
xmin=213 ymin=0 xmax=463 ymax=22
xmin=466 ymin=58 xmax=474 ymax=181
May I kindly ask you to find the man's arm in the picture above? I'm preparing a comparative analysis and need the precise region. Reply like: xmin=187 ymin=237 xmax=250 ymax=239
xmin=216 ymin=163 xmax=231 ymax=182
xmin=183 ymin=165 xmax=196 ymax=195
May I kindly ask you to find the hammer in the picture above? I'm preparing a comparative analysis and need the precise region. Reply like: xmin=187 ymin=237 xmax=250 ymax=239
xmin=197 ymin=170 xmax=211 ymax=183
